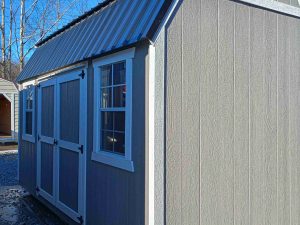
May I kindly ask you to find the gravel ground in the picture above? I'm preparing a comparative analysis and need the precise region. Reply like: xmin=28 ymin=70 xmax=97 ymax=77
xmin=0 ymin=150 xmax=66 ymax=225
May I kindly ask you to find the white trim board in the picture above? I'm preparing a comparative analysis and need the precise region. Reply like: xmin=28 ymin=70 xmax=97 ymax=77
xmin=232 ymin=0 xmax=300 ymax=18
xmin=92 ymin=48 xmax=135 ymax=172
xmin=147 ymin=44 xmax=155 ymax=225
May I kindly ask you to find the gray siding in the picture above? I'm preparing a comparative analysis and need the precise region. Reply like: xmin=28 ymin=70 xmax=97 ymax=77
xmin=86 ymin=44 xmax=147 ymax=225
xmin=165 ymin=0 xmax=300 ymax=224
xmin=0 ymin=78 xmax=17 ymax=93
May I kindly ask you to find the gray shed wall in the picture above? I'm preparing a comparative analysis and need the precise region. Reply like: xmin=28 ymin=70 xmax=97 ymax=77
xmin=165 ymin=0 xmax=300 ymax=224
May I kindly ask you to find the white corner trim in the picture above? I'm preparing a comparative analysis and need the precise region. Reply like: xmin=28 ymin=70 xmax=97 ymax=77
xmin=232 ymin=0 xmax=300 ymax=18
xmin=147 ymin=44 xmax=155 ymax=225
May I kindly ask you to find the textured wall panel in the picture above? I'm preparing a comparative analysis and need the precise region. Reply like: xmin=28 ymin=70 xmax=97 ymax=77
xmin=165 ymin=0 xmax=300 ymax=224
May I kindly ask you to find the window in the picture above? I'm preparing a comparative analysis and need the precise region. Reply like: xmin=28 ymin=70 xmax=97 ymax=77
xmin=23 ymin=86 xmax=35 ymax=142
xmin=92 ymin=48 xmax=134 ymax=172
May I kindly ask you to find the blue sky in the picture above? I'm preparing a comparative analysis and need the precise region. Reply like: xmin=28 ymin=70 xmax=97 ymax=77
xmin=2 ymin=0 xmax=102 ymax=62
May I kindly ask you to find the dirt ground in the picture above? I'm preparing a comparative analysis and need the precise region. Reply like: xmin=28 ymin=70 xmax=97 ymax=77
xmin=0 ymin=145 xmax=18 ymax=151
xmin=0 ymin=148 xmax=66 ymax=225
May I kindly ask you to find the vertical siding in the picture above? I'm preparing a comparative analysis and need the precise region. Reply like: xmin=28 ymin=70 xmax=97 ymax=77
xmin=165 ymin=0 xmax=300 ymax=224
xmin=234 ymin=4 xmax=250 ymax=225
xmin=19 ymin=90 xmax=37 ymax=194
xmin=165 ymin=4 xmax=182 ymax=225
xmin=181 ymin=0 xmax=200 ymax=224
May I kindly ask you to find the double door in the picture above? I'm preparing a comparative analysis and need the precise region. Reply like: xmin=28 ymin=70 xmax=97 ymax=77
xmin=36 ymin=69 xmax=87 ymax=224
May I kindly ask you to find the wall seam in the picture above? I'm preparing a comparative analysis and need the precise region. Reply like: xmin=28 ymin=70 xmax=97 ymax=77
xmin=233 ymin=3 xmax=236 ymax=225
xmin=288 ymin=16 xmax=292 ymax=225
xmin=248 ymin=7 xmax=251 ymax=225
xmin=276 ymin=12 xmax=279 ymax=225
xmin=180 ymin=6 xmax=183 ymax=225
xmin=199 ymin=1 xmax=202 ymax=225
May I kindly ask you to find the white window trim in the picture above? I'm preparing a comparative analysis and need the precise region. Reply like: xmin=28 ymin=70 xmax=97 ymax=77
xmin=92 ymin=48 xmax=135 ymax=172
xmin=22 ymin=86 xmax=35 ymax=143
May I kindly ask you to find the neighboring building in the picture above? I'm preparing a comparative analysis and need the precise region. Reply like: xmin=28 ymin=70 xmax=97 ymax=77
xmin=16 ymin=0 xmax=300 ymax=224
xmin=0 ymin=78 xmax=18 ymax=143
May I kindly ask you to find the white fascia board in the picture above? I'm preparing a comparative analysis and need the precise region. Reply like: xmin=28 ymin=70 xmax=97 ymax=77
xmin=232 ymin=0 xmax=300 ymax=18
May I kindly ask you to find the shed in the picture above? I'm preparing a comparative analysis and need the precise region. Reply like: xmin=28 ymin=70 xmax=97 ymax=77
xmin=17 ymin=0 xmax=300 ymax=224
xmin=0 ymin=78 xmax=18 ymax=143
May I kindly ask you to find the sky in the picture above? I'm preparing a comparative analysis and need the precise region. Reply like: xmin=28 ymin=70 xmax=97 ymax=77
xmin=2 ymin=0 xmax=102 ymax=62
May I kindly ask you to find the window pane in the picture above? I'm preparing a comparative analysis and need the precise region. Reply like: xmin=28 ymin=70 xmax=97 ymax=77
xmin=113 ymin=62 xmax=126 ymax=85
xmin=101 ymin=130 xmax=114 ymax=152
xmin=101 ymin=112 xmax=113 ymax=130
xmin=26 ymin=112 xmax=33 ymax=135
xmin=26 ymin=89 xmax=33 ymax=109
xmin=114 ymin=112 xmax=125 ymax=132
xmin=114 ymin=132 xmax=125 ymax=155
xmin=101 ymin=65 xmax=112 ymax=87
xmin=113 ymin=85 xmax=126 ymax=107
xmin=101 ymin=88 xmax=112 ymax=108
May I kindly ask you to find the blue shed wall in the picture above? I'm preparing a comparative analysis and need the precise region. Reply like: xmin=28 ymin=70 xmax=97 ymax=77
xmin=86 ymin=43 xmax=147 ymax=225
xmin=18 ymin=43 xmax=148 ymax=225
xmin=18 ymin=90 xmax=37 ymax=194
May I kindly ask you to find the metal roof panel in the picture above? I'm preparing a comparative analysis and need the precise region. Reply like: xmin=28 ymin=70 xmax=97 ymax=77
xmin=17 ymin=0 xmax=168 ymax=83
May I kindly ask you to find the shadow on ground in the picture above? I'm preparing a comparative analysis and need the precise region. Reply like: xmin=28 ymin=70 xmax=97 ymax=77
xmin=0 ymin=150 xmax=66 ymax=225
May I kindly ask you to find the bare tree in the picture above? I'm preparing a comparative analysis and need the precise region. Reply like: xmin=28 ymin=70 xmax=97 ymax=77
xmin=8 ymin=0 xmax=13 ymax=77
xmin=0 ymin=0 xmax=97 ymax=81
xmin=1 ymin=0 xmax=5 ymax=78
xmin=19 ymin=0 xmax=25 ymax=71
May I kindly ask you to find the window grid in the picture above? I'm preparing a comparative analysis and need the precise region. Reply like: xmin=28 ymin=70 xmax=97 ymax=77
xmin=25 ymin=89 xmax=33 ymax=135
xmin=100 ymin=62 xmax=126 ymax=155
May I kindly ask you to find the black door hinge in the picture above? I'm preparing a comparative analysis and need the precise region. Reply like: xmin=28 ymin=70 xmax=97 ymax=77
xmin=53 ymin=139 xmax=58 ymax=145
xmin=36 ymin=186 xmax=40 ymax=193
xmin=78 ymin=145 xmax=84 ymax=154
xmin=79 ymin=70 xmax=85 ymax=79
xmin=37 ymin=135 xmax=40 ymax=141
xmin=77 ymin=215 xmax=83 ymax=224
